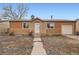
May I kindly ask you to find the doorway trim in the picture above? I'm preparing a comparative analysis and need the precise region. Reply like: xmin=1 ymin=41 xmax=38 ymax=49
xmin=34 ymin=23 xmax=40 ymax=34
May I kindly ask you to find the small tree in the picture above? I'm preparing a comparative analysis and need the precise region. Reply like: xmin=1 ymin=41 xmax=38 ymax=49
xmin=2 ymin=4 xmax=28 ymax=20
xmin=31 ymin=15 xmax=35 ymax=19
xmin=51 ymin=15 xmax=53 ymax=19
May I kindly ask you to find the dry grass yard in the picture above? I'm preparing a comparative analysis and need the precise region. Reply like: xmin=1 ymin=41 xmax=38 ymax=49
xmin=0 ymin=36 xmax=33 ymax=55
xmin=41 ymin=35 xmax=79 ymax=55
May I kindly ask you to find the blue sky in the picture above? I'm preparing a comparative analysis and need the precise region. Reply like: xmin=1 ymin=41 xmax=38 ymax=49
xmin=0 ymin=3 xmax=79 ymax=20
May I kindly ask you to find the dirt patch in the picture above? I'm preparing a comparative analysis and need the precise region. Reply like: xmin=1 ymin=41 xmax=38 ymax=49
xmin=0 ymin=36 xmax=33 ymax=55
xmin=41 ymin=35 xmax=79 ymax=55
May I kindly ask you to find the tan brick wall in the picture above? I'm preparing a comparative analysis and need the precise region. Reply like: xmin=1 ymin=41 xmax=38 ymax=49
xmin=9 ymin=20 xmax=75 ymax=35
xmin=10 ymin=21 xmax=32 ymax=35
xmin=10 ymin=21 xmax=22 ymax=28
xmin=46 ymin=21 xmax=75 ymax=35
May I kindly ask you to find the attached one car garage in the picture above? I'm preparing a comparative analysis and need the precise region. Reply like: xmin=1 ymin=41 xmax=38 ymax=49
xmin=61 ymin=25 xmax=73 ymax=34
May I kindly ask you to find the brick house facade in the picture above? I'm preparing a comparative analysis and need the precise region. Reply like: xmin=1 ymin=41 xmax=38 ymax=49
xmin=8 ymin=18 xmax=76 ymax=36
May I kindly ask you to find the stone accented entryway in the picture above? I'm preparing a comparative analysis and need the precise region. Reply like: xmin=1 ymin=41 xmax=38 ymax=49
xmin=31 ymin=37 xmax=47 ymax=55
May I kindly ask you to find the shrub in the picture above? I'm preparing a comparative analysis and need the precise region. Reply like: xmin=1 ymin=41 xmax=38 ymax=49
xmin=28 ymin=30 xmax=33 ymax=37
xmin=9 ymin=31 xmax=15 ymax=36
xmin=29 ymin=31 xmax=33 ymax=37
xmin=76 ymin=32 xmax=79 ymax=35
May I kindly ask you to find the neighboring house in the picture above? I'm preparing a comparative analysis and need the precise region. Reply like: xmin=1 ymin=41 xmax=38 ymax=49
xmin=76 ymin=19 xmax=79 ymax=33
xmin=0 ymin=18 xmax=77 ymax=36
xmin=0 ymin=20 xmax=9 ymax=35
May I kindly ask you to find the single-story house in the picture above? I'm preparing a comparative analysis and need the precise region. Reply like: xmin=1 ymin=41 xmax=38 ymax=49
xmin=0 ymin=17 xmax=78 ymax=36
xmin=0 ymin=20 xmax=9 ymax=35
xmin=76 ymin=19 xmax=79 ymax=33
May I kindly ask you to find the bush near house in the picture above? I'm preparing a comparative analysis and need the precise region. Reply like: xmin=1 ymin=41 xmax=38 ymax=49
xmin=76 ymin=32 xmax=79 ymax=35
xmin=9 ymin=31 xmax=15 ymax=36
xmin=28 ymin=30 xmax=33 ymax=37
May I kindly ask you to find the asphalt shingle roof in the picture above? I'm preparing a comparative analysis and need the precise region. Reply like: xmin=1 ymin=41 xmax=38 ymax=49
xmin=0 ymin=18 xmax=77 ymax=22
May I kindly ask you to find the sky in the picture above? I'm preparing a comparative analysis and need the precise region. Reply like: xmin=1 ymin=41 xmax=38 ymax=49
xmin=0 ymin=3 xmax=79 ymax=20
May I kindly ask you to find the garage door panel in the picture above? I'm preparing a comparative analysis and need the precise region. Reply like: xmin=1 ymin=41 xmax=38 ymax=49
xmin=62 ymin=25 xmax=72 ymax=34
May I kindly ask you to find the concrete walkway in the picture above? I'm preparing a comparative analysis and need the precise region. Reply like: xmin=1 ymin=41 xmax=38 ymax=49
xmin=33 ymin=37 xmax=42 ymax=42
xmin=64 ymin=35 xmax=79 ymax=40
xmin=31 ymin=38 xmax=47 ymax=55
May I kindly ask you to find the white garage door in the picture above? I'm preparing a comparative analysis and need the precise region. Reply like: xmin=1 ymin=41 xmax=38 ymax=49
xmin=62 ymin=25 xmax=73 ymax=34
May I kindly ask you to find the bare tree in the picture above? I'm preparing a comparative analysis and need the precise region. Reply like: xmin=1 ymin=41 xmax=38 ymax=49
xmin=2 ymin=4 xmax=28 ymax=20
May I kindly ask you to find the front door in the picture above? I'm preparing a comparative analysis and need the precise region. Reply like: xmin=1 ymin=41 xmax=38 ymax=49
xmin=34 ymin=23 xmax=40 ymax=33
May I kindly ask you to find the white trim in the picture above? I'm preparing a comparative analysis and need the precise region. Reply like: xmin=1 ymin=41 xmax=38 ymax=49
xmin=22 ymin=22 xmax=29 ymax=29
xmin=61 ymin=25 xmax=73 ymax=34
xmin=47 ymin=22 xmax=55 ymax=29
xmin=34 ymin=23 xmax=40 ymax=33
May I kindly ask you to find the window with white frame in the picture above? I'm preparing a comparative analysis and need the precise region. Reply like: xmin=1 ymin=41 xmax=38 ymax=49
xmin=47 ymin=22 xmax=55 ymax=28
xmin=23 ymin=22 xmax=29 ymax=28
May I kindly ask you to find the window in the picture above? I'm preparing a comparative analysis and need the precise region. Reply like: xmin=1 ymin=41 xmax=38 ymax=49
xmin=47 ymin=22 xmax=55 ymax=28
xmin=23 ymin=22 xmax=29 ymax=28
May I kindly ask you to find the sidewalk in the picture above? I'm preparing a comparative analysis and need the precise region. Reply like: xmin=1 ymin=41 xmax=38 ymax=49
xmin=64 ymin=35 xmax=79 ymax=40
xmin=31 ymin=38 xmax=47 ymax=55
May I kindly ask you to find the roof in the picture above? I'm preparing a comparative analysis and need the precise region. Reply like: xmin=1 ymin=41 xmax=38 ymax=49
xmin=0 ymin=20 xmax=9 ymax=23
xmin=43 ymin=19 xmax=75 ymax=22
xmin=0 ymin=17 xmax=76 ymax=22
xmin=76 ymin=19 xmax=79 ymax=21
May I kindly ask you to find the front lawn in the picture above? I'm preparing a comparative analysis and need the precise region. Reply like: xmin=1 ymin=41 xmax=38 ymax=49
xmin=41 ymin=35 xmax=79 ymax=55
xmin=0 ymin=36 xmax=33 ymax=55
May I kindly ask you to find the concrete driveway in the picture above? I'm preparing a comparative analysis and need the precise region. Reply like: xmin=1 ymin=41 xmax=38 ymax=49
xmin=64 ymin=35 xmax=79 ymax=40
